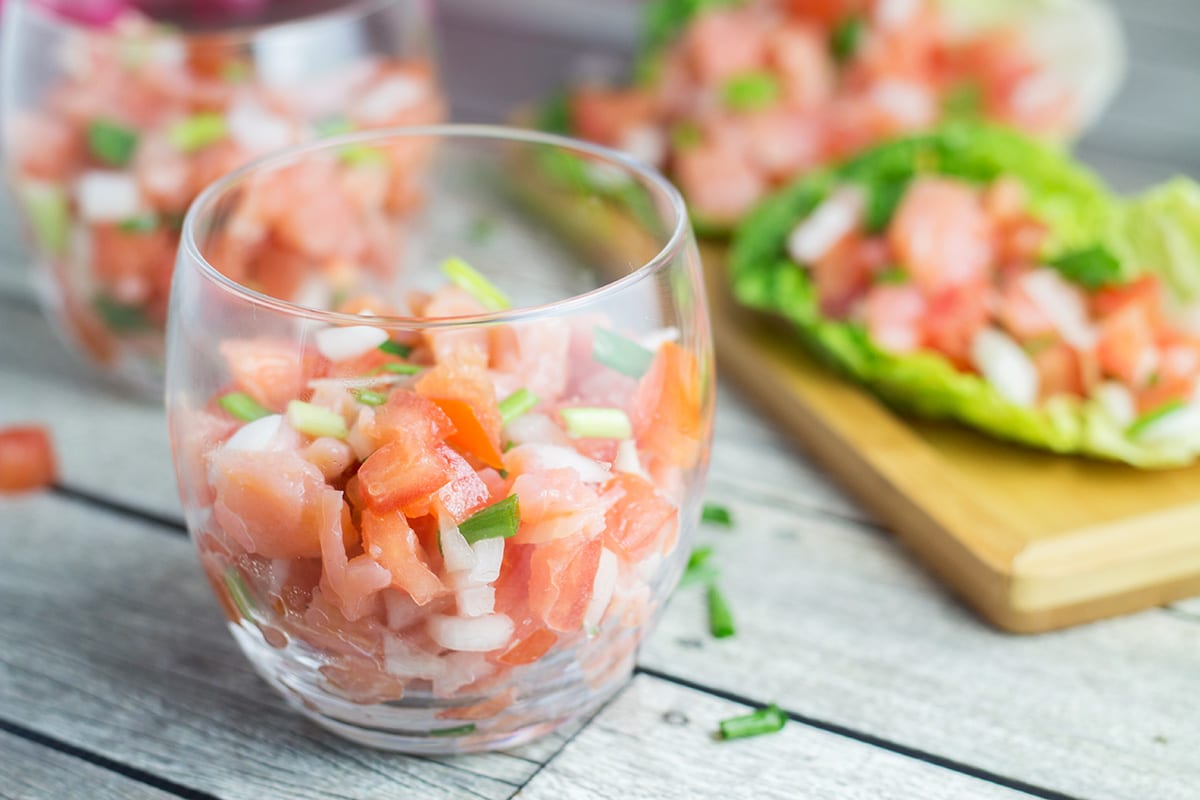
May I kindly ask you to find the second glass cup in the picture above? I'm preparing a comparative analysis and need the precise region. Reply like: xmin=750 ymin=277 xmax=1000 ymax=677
xmin=165 ymin=125 xmax=715 ymax=752
xmin=2 ymin=0 xmax=442 ymax=392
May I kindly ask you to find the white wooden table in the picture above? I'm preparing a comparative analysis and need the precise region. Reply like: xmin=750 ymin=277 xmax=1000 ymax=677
xmin=2 ymin=2 xmax=1200 ymax=798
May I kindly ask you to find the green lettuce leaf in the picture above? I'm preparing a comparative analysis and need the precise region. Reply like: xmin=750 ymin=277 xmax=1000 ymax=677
xmin=1111 ymin=177 xmax=1200 ymax=304
xmin=730 ymin=124 xmax=1200 ymax=467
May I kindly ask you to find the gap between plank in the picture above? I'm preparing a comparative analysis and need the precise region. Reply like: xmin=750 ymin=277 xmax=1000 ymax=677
xmin=634 ymin=666 xmax=1088 ymax=800
xmin=0 ymin=717 xmax=219 ymax=800
xmin=52 ymin=484 xmax=188 ymax=535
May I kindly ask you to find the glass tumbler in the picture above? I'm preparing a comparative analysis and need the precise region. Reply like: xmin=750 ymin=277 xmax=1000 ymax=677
xmin=2 ymin=0 xmax=441 ymax=393
xmin=165 ymin=125 xmax=715 ymax=752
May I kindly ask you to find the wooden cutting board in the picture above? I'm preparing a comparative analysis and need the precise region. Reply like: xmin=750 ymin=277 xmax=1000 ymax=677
xmin=700 ymin=240 xmax=1200 ymax=633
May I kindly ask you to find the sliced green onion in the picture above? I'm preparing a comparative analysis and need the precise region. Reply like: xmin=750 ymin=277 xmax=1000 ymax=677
xmin=378 ymin=340 xmax=412 ymax=357
xmin=561 ymin=407 xmax=633 ymax=440
xmin=702 ymin=504 xmax=733 ymax=528
xmin=864 ymin=179 xmax=909 ymax=234
xmin=721 ymin=71 xmax=780 ymax=112
xmin=718 ymin=704 xmax=786 ymax=740
xmin=351 ymin=389 xmax=388 ymax=407
xmin=707 ymin=583 xmax=735 ymax=639
xmin=167 ymin=112 xmax=226 ymax=153
xmin=459 ymin=495 xmax=521 ymax=545
xmin=315 ymin=117 xmax=355 ymax=137
xmin=224 ymin=568 xmax=256 ymax=620
xmin=219 ymin=392 xmax=272 ymax=422
xmin=874 ymin=266 xmax=909 ymax=286
xmin=441 ymin=257 xmax=511 ymax=312
xmin=670 ymin=121 xmax=703 ymax=150
xmin=831 ymin=15 xmax=866 ymax=64
xmin=93 ymin=295 xmax=151 ymax=333
xmin=1049 ymin=246 xmax=1123 ymax=290
xmin=943 ymin=80 xmax=983 ymax=120
xmin=87 ymin=119 xmax=139 ymax=167
xmin=592 ymin=327 xmax=655 ymax=378
xmin=373 ymin=362 xmax=423 ymax=376
xmin=678 ymin=545 xmax=719 ymax=589
xmin=340 ymin=143 xmax=388 ymax=168
xmin=118 ymin=213 xmax=160 ymax=234
xmin=1128 ymin=399 xmax=1188 ymax=439
xmin=430 ymin=723 xmax=476 ymax=737
xmin=286 ymin=400 xmax=348 ymax=439
xmin=499 ymin=388 xmax=540 ymax=425
xmin=21 ymin=182 xmax=69 ymax=256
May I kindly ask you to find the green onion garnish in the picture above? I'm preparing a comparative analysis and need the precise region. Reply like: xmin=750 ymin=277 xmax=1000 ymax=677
xmin=286 ymin=400 xmax=348 ymax=439
xmin=118 ymin=213 xmax=159 ymax=234
xmin=430 ymin=723 xmax=476 ymax=737
xmin=340 ymin=144 xmax=388 ymax=168
xmin=315 ymin=118 xmax=355 ymax=137
xmin=351 ymin=389 xmax=388 ymax=407
xmin=87 ymin=119 xmax=139 ymax=167
xmin=458 ymin=495 xmax=521 ymax=545
xmin=219 ymin=392 xmax=272 ymax=422
xmin=721 ymin=71 xmax=781 ymax=112
xmin=440 ymin=257 xmax=511 ymax=312
xmin=93 ymin=295 xmax=151 ymax=333
xmin=1049 ymin=246 xmax=1123 ymax=290
xmin=874 ymin=266 xmax=909 ymax=286
xmin=701 ymin=504 xmax=733 ymax=528
xmin=678 ymin=546 xmax=719 ymax=589
xmin=167 ymin=113 xmax=227 ymax=153
xmin=561 ymin=407 xmax=633 ymax=440
xmin=499 ymin=388 xmax=540 ymax=425
xmin=373 ymin=362 xmax=423 ymax=376
xmin=864 ymin=179 xmax=909 ymax=234
xmin=943 ymin=80 xmax=983 ymax=120
xmin=21 ymin=182 xmax=69 ymax=256
xmin=671 ymin=121 xmax=703 ymax=150
xmin=707 ymin=583 xmax=736 ymax=639
xmin=378 ymin=340 xmax=412 ymax=357
xmin=223 ymin=568 xmax=256 ymax=620
xmin=831 ymin=15 xmax=865 ymax=64
xmin=718 ymin=704 xmax=786 ymax=740
xmin=1128 ymin=399 xmax=1188 ymax=439
xmin=592 ymin=327 xmax=654 ymax=378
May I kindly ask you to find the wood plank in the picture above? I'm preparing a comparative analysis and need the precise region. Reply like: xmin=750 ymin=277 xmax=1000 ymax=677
xmin=0 ymin=493 xmax=569 ymax=800
xmin=515 ymin=675 xmax=1030 ymax=800
xmin=0 ymin=729 xmax=178 ymax=800
xmin=642 ymin=480 xmax=1200 ymax=800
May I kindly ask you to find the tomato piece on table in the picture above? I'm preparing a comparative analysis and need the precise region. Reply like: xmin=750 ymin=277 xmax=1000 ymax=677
xmin=0 ymin=426 xmax=57 ymax=493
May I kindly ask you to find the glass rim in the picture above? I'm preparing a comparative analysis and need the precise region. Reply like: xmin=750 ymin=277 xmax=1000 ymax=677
xmin=13 ymin=0 xmax=405 ymax=43
xmin=181 ymin=123 xmax=693 ymax=330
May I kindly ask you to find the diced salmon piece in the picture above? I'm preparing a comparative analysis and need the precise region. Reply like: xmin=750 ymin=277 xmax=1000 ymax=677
xmin=490 ymin=318 xmax=571 ymax=403
xmin=996 ymin=272 xmax=1056 ymax=342
xmin=361 ymin=508 xmax=443 ymax=605
xmin=1096 ymin=305 xmax=1157 ymax=387
xmin=210 ymin=448 xmax=332 ymax=560
xmin=922 ymin=284 xmax=990 ymax=367
xmin=673 ymin=142 xmax=767 ymax=226
xmin=632 ymin=343 xmax=707 ymax=469
xmin=368 ymin=391 xmax=456 ymax=451
xmin=570 ymin=88 xmax=657 ymax=147
xmin=684 ymin=9 xmax=769 ymax=84
xmin=511 ymin=468 xmax=608 ymax=544
xmin=0 ymin=427 xmax=57 ymax=493
xmin=91 ymin=224 xmax=176 ymax=305
xmin=1032 ymin=342 xmax=1088 ymax=399
xmin=357 ymin=438 xmax=454 ymax=512
xmin=422 ymin=286 xmax=492 ymax=367
xmin=602 ymin=473 xmax=678 ymax=563
xmin=220 ymin=338 xmax=315 ymax=412
xmin=9 ymin=113 xmax=81 ymax=181
xmin=811 ymin=233 xmax=888 ymax=317
xmin=493 ymin=627 xmax=558 ymax=666
xmin=1092 ymin=276 xmax=1164 ymax=328
xmin=864 ymin=284 xmax=926 ymax=353
xmin=767 ymin=24 xmax=835 ymax=110
xmin=529 ymin=534 xmax=602 ymax=633
xmin=888 ymin=177 xmax=994 ymax=292
xmin=403 ymin=445 xmax=491 ymax=523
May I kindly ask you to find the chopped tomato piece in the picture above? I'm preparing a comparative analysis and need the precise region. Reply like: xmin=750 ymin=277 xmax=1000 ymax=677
xmin=429 ymin=397 xmax=505 ymax=470
xmin=220 ymin=338 xmax=317 ymax=412
xmin=494 ymin=627 xmax=558 ymax=666
xmin=0 ymin=426 xmax=57 ymax=493
xmin=529 ymin=534 xmax=602 ymax=633
xmin=602 ymin=473 xmax=678 ymax=563
xmin=416 ymin=364 xmax=503 ymax=465
xmin=632 ymin=342 xmax=707 ymax=469
xmin=357 ymin=439 xmax=454 ymax=512
xmin=361 ymin=508 xmax=443 ymax=605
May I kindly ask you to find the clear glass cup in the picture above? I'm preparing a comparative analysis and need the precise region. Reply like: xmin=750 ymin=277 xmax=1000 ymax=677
xmin=165 ymin=125 xmax=715 ymax=753
xmin=2 ymin=0 xmax=441 ymax=394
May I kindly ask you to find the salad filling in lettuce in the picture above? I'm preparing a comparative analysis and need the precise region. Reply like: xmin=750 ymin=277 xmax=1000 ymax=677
xmin=730 ymin=125 xmax=1200 ymax=468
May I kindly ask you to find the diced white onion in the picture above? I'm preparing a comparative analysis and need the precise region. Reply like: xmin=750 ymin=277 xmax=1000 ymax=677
xmin=468 ymin=537 xmax=505 ymax=585
xmin=456 ymin=585 xmax=495 ymax=618
xmin=504 ymin=443 xmax=612 ymax=484
xmin=1021 ymin=269 xmax=1097 ymax=350
xmin=227 ymin=99 xmax=295 ymax=155
xmin=439 ymin=513 xmax=477 ymax=574
xmin=347 ymin=406 xmax=377 ymax=461
xmin=427 ymin=613 xmax=513 ymax=652
xmin=383 ymin=635 xmax=442 ymax=679
xmin=970 ymin=328 xmax=1039 ymax=407
xmin=1132 ymin=403 xmax=1200 ymax=445
xmin=619 ymin=125 xmax=666 ymax=168
xmin=871 ymin=80 xmax=936 ymax=128
xmin=638 ymin=327 xmax=680 ymax=350
xmin=1093 ymin=381 xmax=1136 ymax=428
xmin=583 ymin=548 xmax=619 ymax=634
xmin=224 ymin=414 xmax=284 ymax=452
xmin=875 ymin=0 xmax=920 ymax=29
xmin=76 ymin=171 xmax=143 ymax=222
xmin=613 ymin=439 xmax=646 ymax=477
xmin=786 ymin=185 xmax=864 ymax=264
xmin=356 ymin=75 xmax=427 ymax=123
xmin=315 ymin=325 xmax=389 ymax=362
xmin=505 ymin=413 xmax=571 ymax=447
xmin=432 ymin=652 xmax=496 ymax=697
